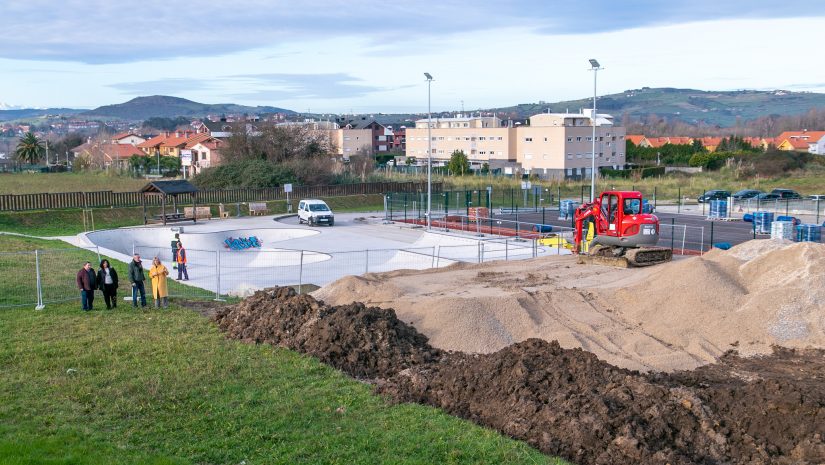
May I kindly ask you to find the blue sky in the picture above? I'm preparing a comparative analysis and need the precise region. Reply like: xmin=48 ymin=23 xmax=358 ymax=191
xmin=1 ymin=0 xmax=824 ymax=112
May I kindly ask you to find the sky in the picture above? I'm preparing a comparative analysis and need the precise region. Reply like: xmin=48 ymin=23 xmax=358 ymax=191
xmin=1 ymin=0 xmax=824 ymax=113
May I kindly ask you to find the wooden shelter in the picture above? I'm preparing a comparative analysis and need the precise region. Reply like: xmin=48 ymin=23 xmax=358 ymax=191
xmin=139 ymin=180 xmax=199 ymax=225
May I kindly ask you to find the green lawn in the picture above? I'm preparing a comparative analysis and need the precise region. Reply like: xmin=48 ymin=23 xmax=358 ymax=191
xmin=0 ymin=235 xmax=566 ymax=465
xmin=0 ymin=172 xmax=147 ymax=194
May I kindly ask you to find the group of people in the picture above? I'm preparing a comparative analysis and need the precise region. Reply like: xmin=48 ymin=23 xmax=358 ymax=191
xmin=76 ymin=254 xmax=176 ymax=311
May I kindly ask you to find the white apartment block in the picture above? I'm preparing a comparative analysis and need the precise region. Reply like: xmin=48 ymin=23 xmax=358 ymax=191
xmin=404 ymin=110 xmax=625 ymax=179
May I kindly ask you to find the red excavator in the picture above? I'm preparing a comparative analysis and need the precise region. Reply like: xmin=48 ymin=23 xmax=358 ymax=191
xmin=573 ymin=190 xmax=672 ymax=267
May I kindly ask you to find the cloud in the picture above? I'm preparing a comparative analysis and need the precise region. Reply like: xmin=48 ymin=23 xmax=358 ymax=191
xmin=1 ymin=0 xmax=822 ymax=64
xmin=108 ymin=78 xmax=215 ymax=94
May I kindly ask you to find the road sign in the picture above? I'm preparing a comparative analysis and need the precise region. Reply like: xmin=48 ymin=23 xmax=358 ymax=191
xmin=284 ymin=183 xmax=293 ymax=193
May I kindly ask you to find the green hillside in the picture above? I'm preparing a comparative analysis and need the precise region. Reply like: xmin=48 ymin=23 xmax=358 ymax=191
xmin=490 ymin=88 xmax=825 ymax=126
xmin=83 ymin=95 xmax=295 ymax=120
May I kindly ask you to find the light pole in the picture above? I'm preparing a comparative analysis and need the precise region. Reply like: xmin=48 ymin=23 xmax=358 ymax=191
xmin=424 ymin=72 xmax=433 ymax=229
xmin=588 ymin=59 xmax=601 ymax=201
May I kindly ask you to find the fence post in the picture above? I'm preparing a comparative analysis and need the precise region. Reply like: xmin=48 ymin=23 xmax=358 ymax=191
xmin=365 ymin=249 xmax=369 ymax=274
xmin=817 ymin=197 xmax=821 ymax=224
xmin=677 ymin=187 xmax=681 ymax=214
xmin=35 ymin=250 xmax=45 ymax=310
xmin=214 ymin=250 xmax=222 ymax=301
xmin=710 ymin=221 xmax=714 ymax=249
xmin=298 ymin=250 xmax=304 ymax=294
xmin=653 ymin=186 xmax=657 ymax=210
xmin=670 ymin=218 xmax=675 ymax=250
xmin=435 ymin=245 xmax=441 ymax=268
xmin=431 ymin=246 xmax=436 ymax=268
xmin=96 ymin=246 xmax=101 ymax=265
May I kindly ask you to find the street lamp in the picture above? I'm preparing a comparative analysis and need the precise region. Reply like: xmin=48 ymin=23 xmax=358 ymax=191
xmin=424 ymin=72 xmax=434 ymax=229
xmin=588 ymin=58 xmax=601 ymax=201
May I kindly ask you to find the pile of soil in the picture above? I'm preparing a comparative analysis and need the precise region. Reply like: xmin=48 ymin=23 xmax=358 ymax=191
xmin=214 ymin=287 xmax=441 ymax=379
xmin=215 ymin=287 xmax=825 ymax=465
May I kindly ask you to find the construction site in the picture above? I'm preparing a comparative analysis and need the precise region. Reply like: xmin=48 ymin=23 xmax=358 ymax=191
xmin=207 ymin=190 xmax=825 ymax=465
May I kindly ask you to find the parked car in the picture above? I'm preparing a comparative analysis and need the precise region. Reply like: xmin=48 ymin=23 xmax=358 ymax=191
xmin=732 ymin=189 xmax=763 ymax=200
xmin=770 ymin=188 xmax=801 ymax=199
xmin=697 ymin=190 xmax=731 ymax=203
xmin=809 ymin=194 xmax=825 ymax=201
xmin=755 ymin=192 xmax=781 ymax=200
xmin=297 ymin=199 xmax=335 ymax=226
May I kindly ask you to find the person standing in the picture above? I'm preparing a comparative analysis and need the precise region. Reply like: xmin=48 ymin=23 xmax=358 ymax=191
xmin=97 ymin=259 xmax=119 ymax=310
xmin=170 ymin=233 xmax=180 ymax=270
xmin=128 ymin=253 xmax=147 ymax=308
xmin=176 ymin=241 xmax=189 ymax=281
xmin=76 ymin=261 xmax=97 ymax=311
xmin=149 ymin=257 xmax=170 ymax=309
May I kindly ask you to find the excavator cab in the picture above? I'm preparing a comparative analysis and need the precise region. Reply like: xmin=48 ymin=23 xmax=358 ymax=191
xmin=573 ymin=191 xmax=672 ymax=267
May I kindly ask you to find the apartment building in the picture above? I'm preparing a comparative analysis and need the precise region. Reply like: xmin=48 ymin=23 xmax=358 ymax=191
xmin=405 ymin=115 xmax=516 ymax=169
xmin=516 ymin=110 xmax=626 ymax=179
xmin=404 ymin=111 xmax=625 ymax=179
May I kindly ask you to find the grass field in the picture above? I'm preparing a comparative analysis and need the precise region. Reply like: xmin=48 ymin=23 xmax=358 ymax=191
xmin=0 ymin=172 xmax=147 ymax=194
xmin=0 ymin=235 xmax=566 ymax=465
xmin=0 ymin=194 xmax=385 ymax=237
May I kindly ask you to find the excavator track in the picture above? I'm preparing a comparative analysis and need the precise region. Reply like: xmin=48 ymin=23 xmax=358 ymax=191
xmin=577 ymin=245 xmax=672 ymax=268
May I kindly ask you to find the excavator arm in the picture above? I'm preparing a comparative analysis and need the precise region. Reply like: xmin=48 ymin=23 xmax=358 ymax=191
xmin=572 ymin=201 xmax=599 ymax=254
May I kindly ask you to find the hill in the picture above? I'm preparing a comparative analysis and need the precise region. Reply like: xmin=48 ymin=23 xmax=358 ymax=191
xmin=82 ymin=95 xmax=295 ymax=120
xmin=489 ymin=88 xmax=825 ymax=126
xmin=0 ymin=108 xmax=85 ymax=122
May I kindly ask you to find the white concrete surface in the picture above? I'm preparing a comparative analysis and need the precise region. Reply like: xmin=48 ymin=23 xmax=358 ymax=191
xmin=79 ymin=212 xmax=561 ymax=296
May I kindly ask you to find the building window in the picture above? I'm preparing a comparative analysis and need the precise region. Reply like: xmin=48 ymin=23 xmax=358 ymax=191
xmin=544 ymin=137 xmax=548 ymax=142
xmin=525 ymin=154 xmax=533 ymax=160
xmin=543 ymin=154 xmax=549 ymax=159
xmin=567 ymin=154 xmax=573 ymax=159
xmin=567 ymin=137 xmax=572 ymax=142
xmin=586 ymin=137 xmax=592 ymax=141
xmin=576 ymin=136 xmax=582 ymax=142
xmin=525 ymin=137 xmax=533 ymax=142
xmin=438 ymin=137 xmax=444 ymax=140
xmin=619 ymin=135 xmax=625 ymax=140
xmin=576 ymin=154 xmax=582 ymax=158
xmin=479 ymin=151 xmax=486 ymax=155
xmin=479 ymin=137 xmax=486 ymax=141
xmin=497 ymin=137 xmax=503 ymax=141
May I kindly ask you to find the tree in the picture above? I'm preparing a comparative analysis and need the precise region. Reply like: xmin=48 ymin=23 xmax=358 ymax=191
xmin=15 ymin=132 xmax=45 ymax=165
xmin=447 ymin=150 xmax=470 ymax=176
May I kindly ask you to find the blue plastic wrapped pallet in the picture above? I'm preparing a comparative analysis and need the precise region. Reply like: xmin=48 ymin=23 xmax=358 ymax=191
xmin=708 ymin=200 xmax=727 ymax=219
xmin=797 ymin=224 xmax=822 ymax=242
xmin=754 ymin=211 xmax=773 ymax=234
xmin=743 ymin=213 xmax=754 ymax=223
xmin=776 ymin=215 xmax=800 ymax=225
xmin=532 ymin=224 xmax=553 ymax=233
xmin=559 ymin=200 xmax=578 ymax=220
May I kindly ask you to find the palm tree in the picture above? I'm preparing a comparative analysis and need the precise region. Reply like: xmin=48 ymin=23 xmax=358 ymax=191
xmin=15 ymin=132 xmax=45 ymax=165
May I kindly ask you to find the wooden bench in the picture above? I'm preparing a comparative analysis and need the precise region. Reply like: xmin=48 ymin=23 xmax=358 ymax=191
xmin=151 ymin=212 xmax=188 ymax=224
xmin=218 ymin=203 xmax=231 ymax=218
xmin=249 ymin=202 xmax=268 ymax=216
xmin=184 ymin=206 xmax=212 ymax=220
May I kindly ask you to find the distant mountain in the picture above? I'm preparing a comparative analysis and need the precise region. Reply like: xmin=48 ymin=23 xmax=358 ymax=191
xmin=0 ymin=107 xmax=85 ymax=122
xmin=489 ymin=88 xmax=825 ymax=127
xmin=82 ymin=95 xmax=295 ymax=120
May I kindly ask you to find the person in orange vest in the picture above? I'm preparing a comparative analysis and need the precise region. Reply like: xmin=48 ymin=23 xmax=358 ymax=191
xmin=176 ymin=241 xmax=189 ymax=281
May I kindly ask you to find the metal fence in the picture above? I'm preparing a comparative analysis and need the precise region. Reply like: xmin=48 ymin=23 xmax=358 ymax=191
xmin=2 ymin=237 xmax=553 ymax=310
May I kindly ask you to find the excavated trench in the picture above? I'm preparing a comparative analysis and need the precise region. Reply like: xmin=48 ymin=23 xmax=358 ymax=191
xmin=214 ymin=287 xmax=825 ymax=465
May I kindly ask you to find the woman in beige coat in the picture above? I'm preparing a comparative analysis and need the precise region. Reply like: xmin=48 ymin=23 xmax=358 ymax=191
xmin=149 ymin=257 xmax=169 ymax=309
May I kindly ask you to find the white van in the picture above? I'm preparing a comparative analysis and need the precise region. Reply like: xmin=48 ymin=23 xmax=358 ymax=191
xmin=297 ymin=199 xmax=334 ymax=226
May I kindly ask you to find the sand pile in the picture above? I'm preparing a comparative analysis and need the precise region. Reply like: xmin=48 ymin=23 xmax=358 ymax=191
xmin=215 ymin=288 xmax=825 ymax=465
xmin=615 ymin=240 xmax=825 ymax=363
xmin=315 ymin=240 xmax=825 ymax=372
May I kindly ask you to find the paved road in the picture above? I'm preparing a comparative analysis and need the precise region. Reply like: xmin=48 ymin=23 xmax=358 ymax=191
xmin=488 ymin=209 xmax=760 ymax=252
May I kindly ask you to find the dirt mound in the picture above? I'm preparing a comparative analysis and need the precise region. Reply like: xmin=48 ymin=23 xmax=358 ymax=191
xmin=379 ymin=339 xmax=825 ymax=465
xmin=214 ymin=287 xmax=441 ymax=379
xmin=216 ymin=288 xmax=825 ymax=465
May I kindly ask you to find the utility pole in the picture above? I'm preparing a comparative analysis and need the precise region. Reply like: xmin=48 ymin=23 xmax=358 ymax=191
xmin=425 ymin=72 xmax=434 ymax=230
xmin=588 ymin=59 xmax=602 ymax=202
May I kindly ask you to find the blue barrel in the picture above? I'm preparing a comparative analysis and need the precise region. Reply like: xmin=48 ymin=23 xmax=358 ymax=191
xmin=776 ymin=215 xmax=799 ymax=225
xmin=709 ymin=200 xmax=728 ymax=219
xmin=754 ymin=211 xmax=774 ymax=234
xmin=797 ymin=224 xmax=822 ymax=242
xmin=743 ymin=213 xmax=754 ymax=223
xmin=532 ymin=224 xmax=553 ymax=233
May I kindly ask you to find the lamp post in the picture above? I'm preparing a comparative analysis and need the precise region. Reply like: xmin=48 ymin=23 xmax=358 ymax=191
xmin=424 ymin=72 xmax=434 ymax=229
xmin=588 ymin=59 xmax=601 ymax=201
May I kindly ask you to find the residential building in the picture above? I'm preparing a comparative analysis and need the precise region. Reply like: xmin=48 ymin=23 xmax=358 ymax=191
xmin=626 ymin=134 xmax=648 ymax=147
xmin=775 ymin=130 xmax=825 ymax=151
xmin=335 ymin=127 xmax=372 ymax=158
xmin=71 ymin=142 xmax=144 ymax=169
xmin=515 ymin=110 xmax=626 ymax=179
xmin=404 ymin=111 xmax=626 ymax=179
xmin=137 ymin=131 xmax=211 ymax=158
xmin=187 ymin=137 xmax=224 ymax=175
xmin=808 ymin=134 xmax=825 ymax=155
xmin=111 ymin=132 xmax=146 ymax=146
xmin=404 ymin=115 xmax=516 ymax=170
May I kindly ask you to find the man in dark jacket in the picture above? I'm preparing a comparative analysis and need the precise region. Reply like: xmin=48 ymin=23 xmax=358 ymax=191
xmin=127 ymin=253 xmax=147 ymax=308
xmin=76 ymin=261 xmax=97 ymax=311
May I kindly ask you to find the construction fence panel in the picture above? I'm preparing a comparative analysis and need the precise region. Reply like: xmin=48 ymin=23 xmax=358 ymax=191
xmin=0 ymin=251 xmax=39 ymax=308
xmin=38 ymin=247 xmax=103 ymax=306
xmin=132 ymin=245 xmax=216 ymax=300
